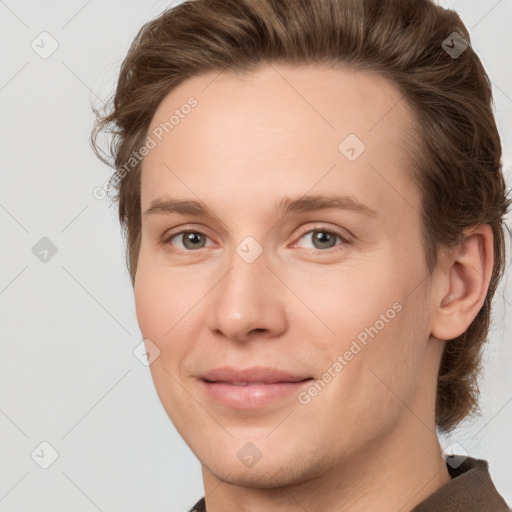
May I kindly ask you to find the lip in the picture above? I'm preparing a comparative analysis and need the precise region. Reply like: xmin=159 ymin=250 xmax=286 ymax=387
xmin=197 ymin=366 xmax=313 ymax=409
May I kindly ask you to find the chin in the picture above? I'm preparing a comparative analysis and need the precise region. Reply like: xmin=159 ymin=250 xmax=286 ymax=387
xmin=200 ymin=444 xmax=325 ymax=490
xmin=205 ymin=461 xmax=299 ymax=489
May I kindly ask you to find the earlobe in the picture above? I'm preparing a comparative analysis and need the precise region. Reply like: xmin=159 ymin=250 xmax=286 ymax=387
xmin=430 ymin=224 xmax=494 ymax=341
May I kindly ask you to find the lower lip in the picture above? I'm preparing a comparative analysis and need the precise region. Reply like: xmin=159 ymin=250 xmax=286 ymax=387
xmin=199 ymin=379 xmax=313 ymax=409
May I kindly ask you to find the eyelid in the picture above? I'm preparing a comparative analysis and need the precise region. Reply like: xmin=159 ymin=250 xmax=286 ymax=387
xmin=294 ymin=223 xmax=352 ymax=239
xmin=162 ymin=224 xmax=216 ymax=249
xmin=291 ymin=223 xmax=353 ymax=249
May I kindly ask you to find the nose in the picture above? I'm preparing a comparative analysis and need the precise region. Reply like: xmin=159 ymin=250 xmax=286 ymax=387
xmin=206 ymin=247 xmax=287 ymax=343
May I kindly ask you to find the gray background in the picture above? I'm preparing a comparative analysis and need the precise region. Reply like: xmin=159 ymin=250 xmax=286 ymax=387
xmin=0 ymin=1 xmax=511 ymax=510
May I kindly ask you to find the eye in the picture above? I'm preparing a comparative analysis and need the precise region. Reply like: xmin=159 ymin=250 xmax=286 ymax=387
xmin=162 ymin=225 xmax=351 ymax=253
xmin=294 ymin=226 xmax=351 ymax=251
xmin=164 ymin=230 xmax=213 ymax=251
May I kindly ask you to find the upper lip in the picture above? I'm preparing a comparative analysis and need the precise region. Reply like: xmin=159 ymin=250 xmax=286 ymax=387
xmin=199 ymin=366 xmax=312 ymax=384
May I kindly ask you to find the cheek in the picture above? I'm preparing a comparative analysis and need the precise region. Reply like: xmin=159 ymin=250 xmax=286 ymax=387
xmin=134 ymin=245 xmax=187 ymax=334
xmin=134 ymin=271 xmax=164 ymax=340
xmin=286 ymin=259 xmax=399 ymax=349
xmin=134 ymin=266 xmax=195 ymax=415
xmin=133 ymin=254 xmax=183 ymax=352
xmin=134 ymin=256 xmax=206 ymax=374
xmin=341 ymin=284 xmax=431 ymax=414
xmin=291 ymin=251 xmax=427 ymax=389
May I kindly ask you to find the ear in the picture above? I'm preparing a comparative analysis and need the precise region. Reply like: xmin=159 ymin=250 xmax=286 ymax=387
xmin=430 ymin=224 xmax=494 ymax=341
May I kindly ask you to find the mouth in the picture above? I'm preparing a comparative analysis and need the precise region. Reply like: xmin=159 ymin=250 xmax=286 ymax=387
xmin=197 ymin=366 xmax=314 ymax=409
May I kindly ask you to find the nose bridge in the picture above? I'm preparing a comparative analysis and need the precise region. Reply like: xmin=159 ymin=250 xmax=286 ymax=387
xmin=220 ymin=241 xmax=269 ymax=312
xmin=220 ymin=230 xmax=269 ymax=295
xmin=206 ymin=237 xmax=285 ymax=340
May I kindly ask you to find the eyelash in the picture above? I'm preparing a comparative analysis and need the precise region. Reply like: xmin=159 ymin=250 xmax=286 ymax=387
xmin=162 ymin=224 xmax=352 ymax=254
xmin=294 ymin=225 xmax=352 ymax=252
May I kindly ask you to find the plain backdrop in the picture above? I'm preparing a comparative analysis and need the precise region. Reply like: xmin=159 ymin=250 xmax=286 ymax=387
xmin=0 ymin=1 xmax=511 ymax=511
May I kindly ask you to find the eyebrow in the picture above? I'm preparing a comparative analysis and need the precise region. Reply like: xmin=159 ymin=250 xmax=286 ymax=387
xmin=143 ymin=194 xmax=378 ymax=218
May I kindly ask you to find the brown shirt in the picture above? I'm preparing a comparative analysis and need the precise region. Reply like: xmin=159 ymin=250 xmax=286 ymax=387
xmin=411 ymin=456 xmax=510 ymax=511
xmin=188 ymin=456 xmax=510 ymax=512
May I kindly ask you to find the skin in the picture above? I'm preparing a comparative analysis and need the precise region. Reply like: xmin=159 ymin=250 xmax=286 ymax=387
xmin=134 ymin=64 xmax=494 ymax=512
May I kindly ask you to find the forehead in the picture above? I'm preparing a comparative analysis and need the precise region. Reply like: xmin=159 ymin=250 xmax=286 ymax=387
xmin=141 ymin=64 xmax=420 ymax=220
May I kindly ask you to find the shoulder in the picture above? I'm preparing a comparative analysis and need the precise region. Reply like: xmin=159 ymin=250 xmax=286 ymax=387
xmin=412 ymin=456 xmax=510 ymax=512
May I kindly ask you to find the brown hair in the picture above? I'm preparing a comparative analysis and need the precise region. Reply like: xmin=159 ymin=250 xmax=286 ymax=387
xmin=90 ymin=0 xmax=510 ymax=434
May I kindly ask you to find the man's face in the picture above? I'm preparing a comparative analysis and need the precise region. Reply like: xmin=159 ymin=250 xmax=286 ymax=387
xmin=135 ymin=64 xmax=443 ymax=487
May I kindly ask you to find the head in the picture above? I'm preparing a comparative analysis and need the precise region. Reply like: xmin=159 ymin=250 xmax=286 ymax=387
xmin=91 ymin=0 xmax=509 ymax=487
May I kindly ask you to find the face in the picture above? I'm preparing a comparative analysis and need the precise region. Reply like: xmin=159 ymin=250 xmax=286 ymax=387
xmin=134 ymin=64 xmax=444 ymax=488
